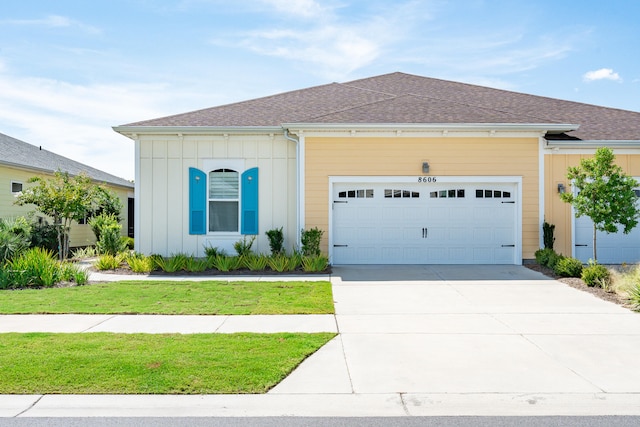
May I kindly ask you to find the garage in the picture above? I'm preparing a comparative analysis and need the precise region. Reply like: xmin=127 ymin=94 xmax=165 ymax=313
xmin=330 ymin=178 xmax=520 ymax=265
xmin=574 ymin=204 xmax=640 ymax=264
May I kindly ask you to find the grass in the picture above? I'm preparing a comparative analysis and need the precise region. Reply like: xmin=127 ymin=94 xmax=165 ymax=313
xmin=0 ymin=280 xmax=334 ymax=315
xmin=0 ymin=332 xmax=336 ymax=394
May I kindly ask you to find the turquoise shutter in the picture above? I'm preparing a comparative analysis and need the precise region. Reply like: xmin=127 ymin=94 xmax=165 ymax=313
xmin=241 ymin=167 xmax=259 ymax=235
xmin=189 ymin=167 xmax=207 ymax=235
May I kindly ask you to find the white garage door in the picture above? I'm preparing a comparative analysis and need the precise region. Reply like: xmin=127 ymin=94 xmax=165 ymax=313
xmin=332 ymin=181 xmax=518 ymax=264
xmin=574 ymin=210 xmax=640 ymax=264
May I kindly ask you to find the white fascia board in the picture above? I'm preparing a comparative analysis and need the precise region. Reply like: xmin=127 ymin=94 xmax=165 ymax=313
xmin=112 ymin=126 xmax=283 ymax=138
xmin=546 ymin=140 xmax=640 ymax=149
xmin=282 ymin=123 xmax=579 ymax=133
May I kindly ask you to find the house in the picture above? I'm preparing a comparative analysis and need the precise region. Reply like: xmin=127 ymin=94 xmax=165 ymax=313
xmin=113 ymin=72 xmax=640 ymax=264
xmin=0 ymin=132 xmax=134 ymax=247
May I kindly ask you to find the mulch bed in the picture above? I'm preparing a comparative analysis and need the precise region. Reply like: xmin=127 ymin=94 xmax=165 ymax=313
xmin=525 ymin=263 xmax=636 ymax=310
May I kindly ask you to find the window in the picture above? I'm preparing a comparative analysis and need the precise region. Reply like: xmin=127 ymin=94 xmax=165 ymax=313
xmin=338 ymin=189 xmax=374 ymax=198
xmin=208 ymin=169 xmax=239 ymax=232
xmin=476 ymin=189 xmax=511 ymax=198
xmin=11 ymin=181 xmax=22 ymax=193
xmin=384 ymin=189 xmax=419 ymax=198
xmin=429 ymin=189 xmax=465 ymax=198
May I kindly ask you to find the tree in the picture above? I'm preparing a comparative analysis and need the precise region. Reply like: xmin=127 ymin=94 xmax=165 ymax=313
xmin=560 ymin=147 xmax=639 ymax=261
xmin=14 ymin=171 xmax=111 ymax=260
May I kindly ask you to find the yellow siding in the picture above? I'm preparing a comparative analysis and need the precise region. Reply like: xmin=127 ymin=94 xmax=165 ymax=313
xmin=544 ymin=153 xmax=640 ymax=257
xmin=0 ymin=164 xmax=132 ymax=248
xmin=305 ymin=136 xmax=540 ymax=259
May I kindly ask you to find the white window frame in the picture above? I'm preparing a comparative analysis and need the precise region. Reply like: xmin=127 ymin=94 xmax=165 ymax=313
xmin=11 ymin=181 xmax=23 ymax=194
xmin=203 ymin=159 xmax=244 ymax=235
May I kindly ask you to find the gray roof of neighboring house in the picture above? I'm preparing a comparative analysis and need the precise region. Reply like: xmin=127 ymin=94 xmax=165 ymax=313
xmin=120 ymin=72 xmax=640 ymax=141
xmin=0 ymin=132 xmax=133 ymax=189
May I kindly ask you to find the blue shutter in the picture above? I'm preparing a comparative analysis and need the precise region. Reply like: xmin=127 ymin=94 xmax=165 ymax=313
xmin=189 ymin=167 xmax=207 ymax=235
xmin=241 ymin=167 xmax=259 ymax=235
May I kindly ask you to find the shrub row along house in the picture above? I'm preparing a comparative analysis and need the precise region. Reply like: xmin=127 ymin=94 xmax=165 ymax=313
xmin=0 ymin=132 xmax=134 ymax=247
xmin=114 ymin=72 xmax=640 ymax=265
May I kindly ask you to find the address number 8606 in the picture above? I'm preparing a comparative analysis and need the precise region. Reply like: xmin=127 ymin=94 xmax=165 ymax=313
xmin=418 ymin=177 xmax=437 ymax=183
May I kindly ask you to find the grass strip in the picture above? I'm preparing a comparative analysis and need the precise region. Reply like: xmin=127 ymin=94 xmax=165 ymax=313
xmin=0 ymin=332 xmax=336 ymax=394
xmin=0 ymin=280 xmax=334 ymax=315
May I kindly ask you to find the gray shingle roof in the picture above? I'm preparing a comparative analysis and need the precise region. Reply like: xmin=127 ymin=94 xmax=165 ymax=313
xmin=0 ymin=133 xmax=133 ymax=189
xmin=121 ymin=72 xmax=640 ymax=141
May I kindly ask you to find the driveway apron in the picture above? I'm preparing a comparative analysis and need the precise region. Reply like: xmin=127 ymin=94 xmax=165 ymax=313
xmin=270 ymin=264 xmax=640 ymax=404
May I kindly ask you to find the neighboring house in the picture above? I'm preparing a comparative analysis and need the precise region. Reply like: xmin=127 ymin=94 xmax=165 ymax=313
xmin=114 ymin=72 xmax=640 ymax=265
xmin=0 ymin=132 xmax=134 ymax=247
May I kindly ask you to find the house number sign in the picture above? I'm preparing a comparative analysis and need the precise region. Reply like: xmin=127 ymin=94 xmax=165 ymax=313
xmin=417 ymin=176 xmax=437 ymax=183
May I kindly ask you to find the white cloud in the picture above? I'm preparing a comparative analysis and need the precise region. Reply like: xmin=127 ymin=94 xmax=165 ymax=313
xmin=0 ymin=74 xmax=177 ymax=180
xmin=583 ymin=68 xmax=622 ymax=82
xmin=258 ymin=0 xmax=327 ymax=18
xmin=4 ymin=15 xmax=101 ymax=35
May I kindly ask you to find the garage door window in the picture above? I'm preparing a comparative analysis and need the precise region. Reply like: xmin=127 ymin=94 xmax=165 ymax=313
xmin=429 ymin=189 xmax=465 ymax=198
xmin=476 ymin=189 xmax=511 ymax=198
xmin=384 ymin=189 xmax=420 ymax=198
xmin=338 ymin=189 xmax=374 ymax=198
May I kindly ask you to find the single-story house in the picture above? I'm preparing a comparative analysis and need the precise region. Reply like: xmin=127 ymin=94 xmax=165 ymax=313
xmin=113 ymin=72 xmax=640 ymax=265
xmin=0 ymin=132 xmax=134 ymax=247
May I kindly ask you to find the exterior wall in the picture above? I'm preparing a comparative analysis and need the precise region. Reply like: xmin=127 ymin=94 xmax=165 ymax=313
xmin=0 ymin=164 xmax=132 ymax=248
xmin=136 ymin=133 xmax=297 ymax=257
xmin=544 ymin=152 xmax=640 ymax=257
xmin=305 ymin=136 xmax=541 ymax=259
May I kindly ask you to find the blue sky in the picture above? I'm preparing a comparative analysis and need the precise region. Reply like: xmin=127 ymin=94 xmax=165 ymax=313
xmin=1 ymin=0 xmax=639 ymax=181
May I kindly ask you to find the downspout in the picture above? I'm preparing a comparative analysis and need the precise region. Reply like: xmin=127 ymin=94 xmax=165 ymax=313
xmin=283 ymin=128 xmax=301 ymax=248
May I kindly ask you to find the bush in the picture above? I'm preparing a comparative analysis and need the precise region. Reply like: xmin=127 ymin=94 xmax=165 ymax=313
xmin=542 ymin=221 xmax=555 ymax=250
xmin=125 ymin=253 xmax=155 ymax=273
xmin=96 ymin=223 xmax=126 ymax=256
xmin=122 ymin=236 xmax=134 ymax=250
xmin=233 ymin=236 xmax=255 ymax=257
xmin=0 ymin=217 xmax=32 ymax=264
xmin=535 ymin=248 xmax=555 ymax=266
xmin=183 ymin=257 xmax=208 ymax=272
xmin=630 ymin=282 xmax=640 ymax=309
xmin=553 ymin=257 xmax=583 ymax=277
xmin=243 ymin=254 xmax=269 ymax=271
xmin=209 ymin=255 xmax=242 ymax=272
xmin=95 ymin=254 xmax=124 ymax=271
xmin=301 ymin=227 xmax=324 ymax=257
xmin=88 ymin=213 xmax=119 ymax=242
xmin=1 ymin=247 xmax=60 ymax=288
xmin=266 ymin=227 xmax=284 ymax=255
xmin=204 ymin=245 xmax=226 ymax=258
xmin=71 ymin=246 xmax=98 ymax=259
xmin=581 ymin=262 xmax=611 ymax=288
xmin=154 ymin=253 xmax=190 ymax=272
xmin=301 ymin=255 xmax=329 ymax=272
xmin=267 ymin=254 xmax=289 ymax=272
xmin=29 ymin=218 xmax=58 ymax=253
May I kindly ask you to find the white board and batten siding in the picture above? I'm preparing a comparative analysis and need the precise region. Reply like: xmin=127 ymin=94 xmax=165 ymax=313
xmin=329 ymin=176 xmax=522 ymax=265
xmin=137 ymin=134 xmax=297 ymax=257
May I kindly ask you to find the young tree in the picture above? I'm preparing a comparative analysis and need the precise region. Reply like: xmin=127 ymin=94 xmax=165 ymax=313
xmin=560 ymin=147 xmax=639 ymax=261
xmin=14 ymin=171 xmax=109 ymax=260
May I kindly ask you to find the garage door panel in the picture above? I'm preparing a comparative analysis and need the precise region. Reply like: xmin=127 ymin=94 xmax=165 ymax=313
xmin=574 ymin=214 xmax=640 ymax=264
xmin=332 ymin=181 xmax=518 ymax=264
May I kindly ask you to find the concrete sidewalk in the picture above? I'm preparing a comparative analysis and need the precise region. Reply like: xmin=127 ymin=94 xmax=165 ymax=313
xmin=3 ymin=264 xmax=640 ymax=417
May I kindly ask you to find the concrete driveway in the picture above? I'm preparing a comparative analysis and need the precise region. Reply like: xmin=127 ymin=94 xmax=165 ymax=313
xmin=270 ymin=264 xmax=640 ymax=415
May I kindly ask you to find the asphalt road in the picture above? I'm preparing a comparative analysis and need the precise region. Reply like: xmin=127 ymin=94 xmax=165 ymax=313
xmin=1 ymin=417 xmax=639 ymax=427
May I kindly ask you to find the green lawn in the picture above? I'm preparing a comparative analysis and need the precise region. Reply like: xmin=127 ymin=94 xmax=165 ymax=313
xmin=0 ymin=332 xmax=335 ymax=394
xmin=0 ymin=280 xmax=334 ymax=314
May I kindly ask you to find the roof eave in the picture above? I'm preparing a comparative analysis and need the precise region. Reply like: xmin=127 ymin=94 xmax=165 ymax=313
xmin=112 ymin=125 xmax=284 ymax=138
xmin=282 ymin=123 xmax=580 ymax=133
xmin=546 ymin=140 xmax=640 ymax=149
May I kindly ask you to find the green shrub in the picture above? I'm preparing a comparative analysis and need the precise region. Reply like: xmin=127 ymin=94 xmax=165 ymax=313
xmin=630 ymin=282 xmax=640 ymax=309
xmin=301 ymin=255 xmax=329 ymax=272
xmin=233 ymin=236 xmax=255 ymax=257
xmin=96 ymin=223 xmax=126 ymax=256
xmin=547 ymin=251 xmax=564 ymax=269
xmin=0 ymin=217 xmax=32 ymax=264
xmin=266 ymin=227 xmax=284 ymax=255
xmin=88 ymin=213 xmax=119 ymax=242
xmin=210 ymin=255 xmax=242 ymax=272
xmin=122 ymin=236 xmax=134 ymax=250
xmin=301 ymin=227 xmax=324 ymax=257
xmin=581 ymin=262 xmax=611 ymax=288
xmin=1 ymin=247 xmax=60 ymax=288
xmin=95 ymin=254 xmax=123 ymax=271
xmin=29 ymin=218 xmax=58 ymax=253
xmin=267 ymin=254 xmax=289 ymax=272
xmin=243 ymin=254 xmax=269 ymax=271
xmin=154 ymin=253 xmax=190 ymax=272
xmin=553 ymin=257 xmax=583 ymax=277
xmin=542 ymin=221 xmax=555 ymax=250
xmin=59 ymin=262 xmax=89 ymax=285
xmin=71 ymin=246 xmax=97 ymax=259
xmin=125 ymin=253 xmax=154 ymax=273
xmin=534 ymin=248 xmax=555 ymax=267
xmin=204 ymin=246 xmax=226 ymax=258
xmin=183 ymin=257 xmax=208 ymax=272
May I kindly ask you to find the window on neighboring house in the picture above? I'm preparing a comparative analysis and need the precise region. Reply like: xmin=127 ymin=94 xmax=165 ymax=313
xmin=11 ymin=181 xmax=23 ymax=193
xmin=208 ymin=168 xmax=239 ymax=232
